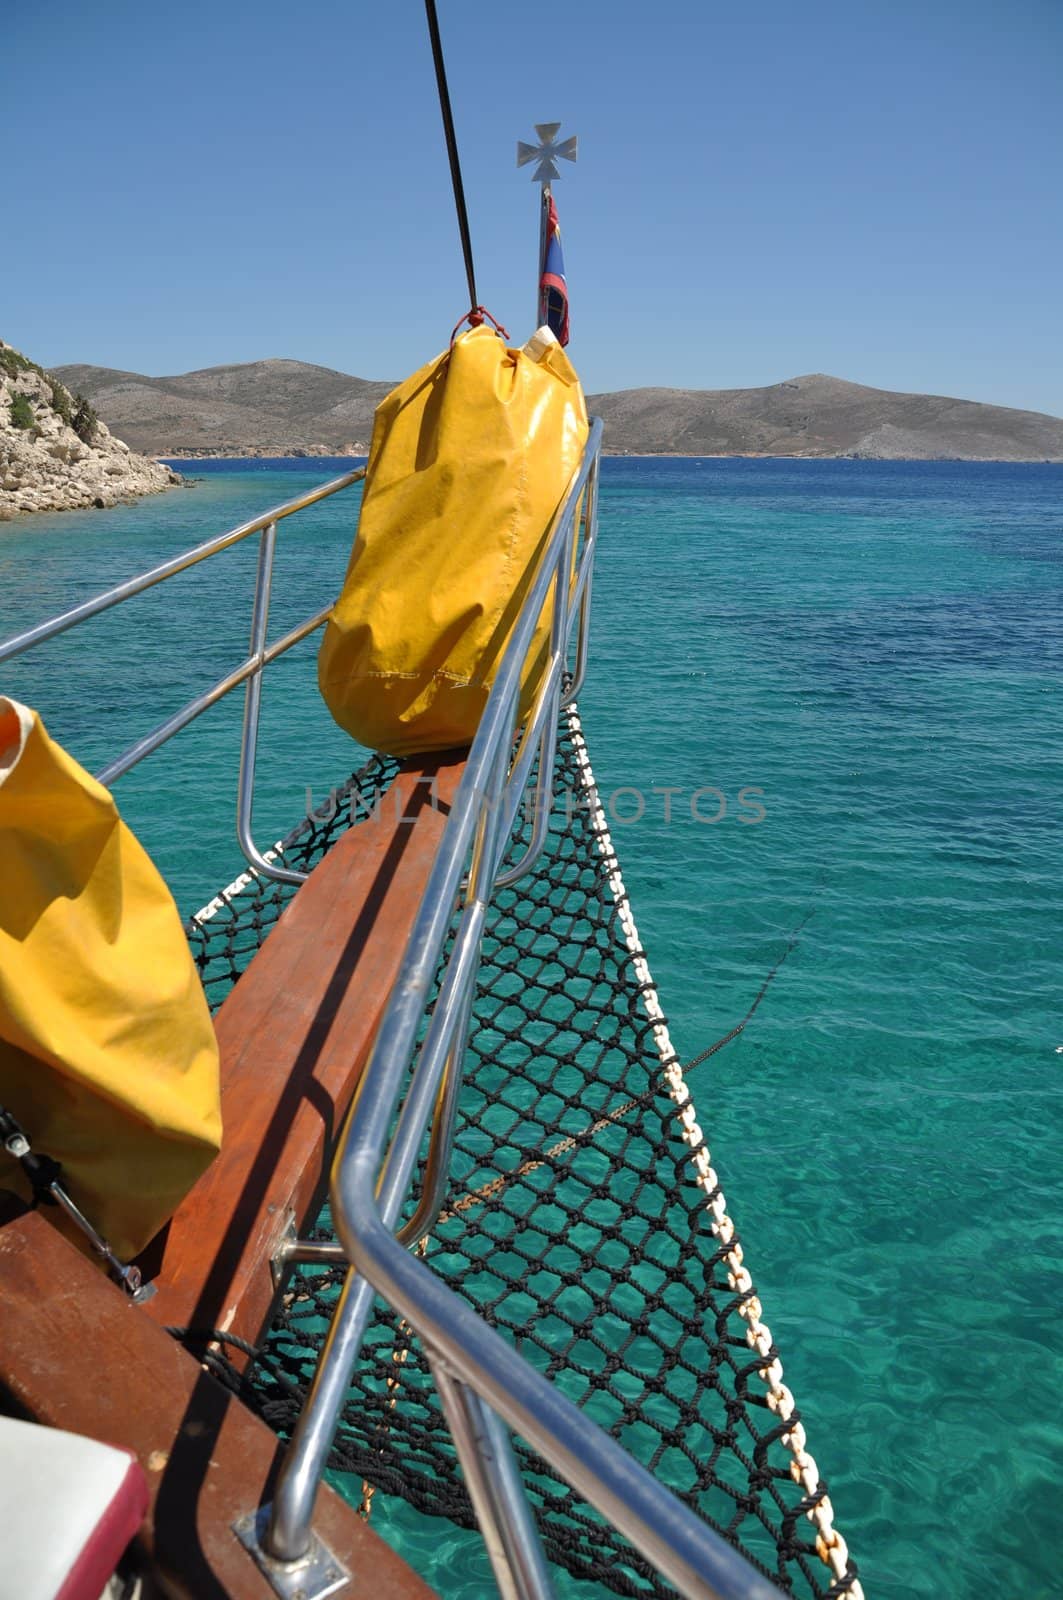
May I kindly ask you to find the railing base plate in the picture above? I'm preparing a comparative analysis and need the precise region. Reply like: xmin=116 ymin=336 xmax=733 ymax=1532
xmin=233 ymin=1506 xmax=351 ymax=1599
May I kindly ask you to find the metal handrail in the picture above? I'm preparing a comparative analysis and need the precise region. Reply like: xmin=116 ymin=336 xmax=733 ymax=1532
xmin=263 ymin=425 xmax=603 ymax=1567
xmin=0 ymin=466 xmax=366 ymax=666
xmin=262 ymin=422 xmax=784 ymax=1600
xmin=0 ymin=466 xmax=367 ymax=883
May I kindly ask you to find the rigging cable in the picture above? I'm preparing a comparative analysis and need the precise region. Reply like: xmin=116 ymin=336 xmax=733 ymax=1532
xmin=438 ymin=910 xmax=816 ymax=1224
xmin=424 ymin=0 xmax=480 ymax=321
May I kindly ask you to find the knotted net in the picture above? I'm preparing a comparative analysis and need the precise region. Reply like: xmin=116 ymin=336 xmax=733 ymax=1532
xmin=184 ymin=711 xmax=860 ymax=1600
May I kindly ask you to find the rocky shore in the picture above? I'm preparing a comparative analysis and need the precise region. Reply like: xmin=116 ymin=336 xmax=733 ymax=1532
xmin=1 ymin=339 xmax=182 ymax=520
xmin=160 ymin=442 xmax=368 ymax=460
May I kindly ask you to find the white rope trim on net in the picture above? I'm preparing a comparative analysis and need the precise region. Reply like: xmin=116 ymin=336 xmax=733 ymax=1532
xmin=189 ymin=838 xmax=288 ymax=926
xmin=565 ymin=702 xmax=864 ymax=1600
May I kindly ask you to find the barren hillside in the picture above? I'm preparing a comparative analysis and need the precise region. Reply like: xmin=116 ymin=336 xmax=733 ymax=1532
xmin=54 ymin=360 xmax=1063 ymax=461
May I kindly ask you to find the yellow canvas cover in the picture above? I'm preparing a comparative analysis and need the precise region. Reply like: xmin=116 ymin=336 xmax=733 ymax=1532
xmin=0 ymin=698 xmax=222 ymax=1261
xmin=318 ymin=324 xmax=589 ymax=756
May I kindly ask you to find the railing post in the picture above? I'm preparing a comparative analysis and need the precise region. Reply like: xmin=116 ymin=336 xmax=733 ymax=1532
xmin=237 ymin=521 xmax=308 ymax=888
xmin=494 ymin=488 xmax=580 ymax=889
xmin=430 ymin=1358 xmax=556 ymax=1600
xmin=563 ymin=456 xmax=599 ymax=704
xmin=264 ymin=1265 xmax=378 ymax=1563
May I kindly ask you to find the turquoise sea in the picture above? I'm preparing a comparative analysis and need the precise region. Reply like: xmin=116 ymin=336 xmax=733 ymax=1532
xmin=1 ymin=457 xmax=1061 ymax=1598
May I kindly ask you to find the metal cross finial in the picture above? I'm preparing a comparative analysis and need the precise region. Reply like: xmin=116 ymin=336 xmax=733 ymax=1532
xmin=516 ymin=122 xmax=578 ymax=185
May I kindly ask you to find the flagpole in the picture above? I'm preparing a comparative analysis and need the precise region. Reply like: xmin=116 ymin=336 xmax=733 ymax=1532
xmin=517 ymin=122 xmax=578 ymax=336
xmin=536 ymin=184 xmax=549 ymax=331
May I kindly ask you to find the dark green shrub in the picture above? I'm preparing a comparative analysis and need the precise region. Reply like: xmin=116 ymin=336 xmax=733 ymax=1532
xmin=48 ymin=379 xmax=73 ymax=426
xmin=2 ymin=342 xmax=98 ymax=439
xmin=9 ymin=392 xmax=35 ymax=430
xmin=2 ymin=346 xmax=77 ymax=429
xmin=0 ymin=345 xmax=35 ymax=381
xmin=72 ymin=394 xmax=98 ymax=444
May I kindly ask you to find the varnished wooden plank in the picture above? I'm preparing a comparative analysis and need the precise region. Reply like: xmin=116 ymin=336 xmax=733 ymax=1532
xmin=0 ymin=1196 xmax=436 ymax=1600
xmin=141 ymin=753 xmax=466 ymax=1351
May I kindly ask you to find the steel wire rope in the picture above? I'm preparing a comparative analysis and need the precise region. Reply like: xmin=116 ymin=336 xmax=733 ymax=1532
xmin=424 ymin=0 xmax=481 ymax=321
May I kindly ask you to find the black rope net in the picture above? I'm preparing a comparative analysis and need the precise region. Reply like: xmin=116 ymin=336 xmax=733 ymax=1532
xmin=183 ymin=716 xmax=858 ymax=1600
xmin=186 ymin=751 xmax=401 ymax=1007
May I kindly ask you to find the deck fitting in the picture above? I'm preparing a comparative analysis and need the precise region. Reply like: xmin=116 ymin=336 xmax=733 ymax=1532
xmin=233 ymin=1506 xmax=350 ymax=1600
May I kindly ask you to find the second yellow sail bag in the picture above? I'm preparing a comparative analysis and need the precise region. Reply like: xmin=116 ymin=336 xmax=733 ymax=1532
xmin=318 ymin=324 xmax=588 ymax=757
xmin=0 ymin=698 xmax=222 ymax=1261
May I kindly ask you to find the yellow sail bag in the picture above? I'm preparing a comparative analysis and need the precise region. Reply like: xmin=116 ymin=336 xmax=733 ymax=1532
xmin=318 ymin=324 xmax=588 ymax=756
xmin=0 ymin=698 xmax=222 ymax=1261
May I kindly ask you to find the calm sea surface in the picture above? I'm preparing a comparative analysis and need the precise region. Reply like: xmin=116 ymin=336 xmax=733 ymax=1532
xmin=2 ymin=457 xmax=1061 ymax=1597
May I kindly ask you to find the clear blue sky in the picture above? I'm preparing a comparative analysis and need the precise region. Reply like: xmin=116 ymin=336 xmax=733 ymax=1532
xmin=6 ymin=0 xmax=1062 ymax=414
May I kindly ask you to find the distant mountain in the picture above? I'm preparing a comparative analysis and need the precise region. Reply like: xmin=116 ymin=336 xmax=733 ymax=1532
xmin=52 ymin=358 xmax=394 ymax=456
xmin=586 ymin=374 xmax=1063 ymax=460
xmin=54 ymin=360 xmax=1063 ymax=462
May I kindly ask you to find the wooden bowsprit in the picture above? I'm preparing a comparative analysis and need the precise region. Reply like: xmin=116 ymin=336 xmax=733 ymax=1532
xmin=0 ymin=751 xmax=467 ymax=1598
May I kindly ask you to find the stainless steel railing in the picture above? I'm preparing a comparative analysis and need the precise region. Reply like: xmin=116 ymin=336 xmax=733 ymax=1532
xmin=0 ymin=465 xmax=367 ymax=886
xmin=260 ymin=423 xmax=785 ymax=1600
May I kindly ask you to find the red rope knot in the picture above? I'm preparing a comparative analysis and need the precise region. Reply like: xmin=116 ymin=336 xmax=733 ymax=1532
xmin=450 ymin=305 xmax=510 ymax=346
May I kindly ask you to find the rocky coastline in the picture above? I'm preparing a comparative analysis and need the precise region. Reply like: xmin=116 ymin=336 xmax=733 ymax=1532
xmin=159 ymin=442 xmax=368 ymax=460
xmin=1 ymin=339 xmax=182 ymax=520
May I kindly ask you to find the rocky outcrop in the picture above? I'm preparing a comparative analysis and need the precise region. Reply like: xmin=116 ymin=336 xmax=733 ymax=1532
xmin=0 ymin=339 xmax=181 ymax=519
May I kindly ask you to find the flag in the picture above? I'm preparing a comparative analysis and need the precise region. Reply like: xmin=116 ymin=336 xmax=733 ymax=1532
xmin=538 ymin=190 xmax=570 ymax=346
